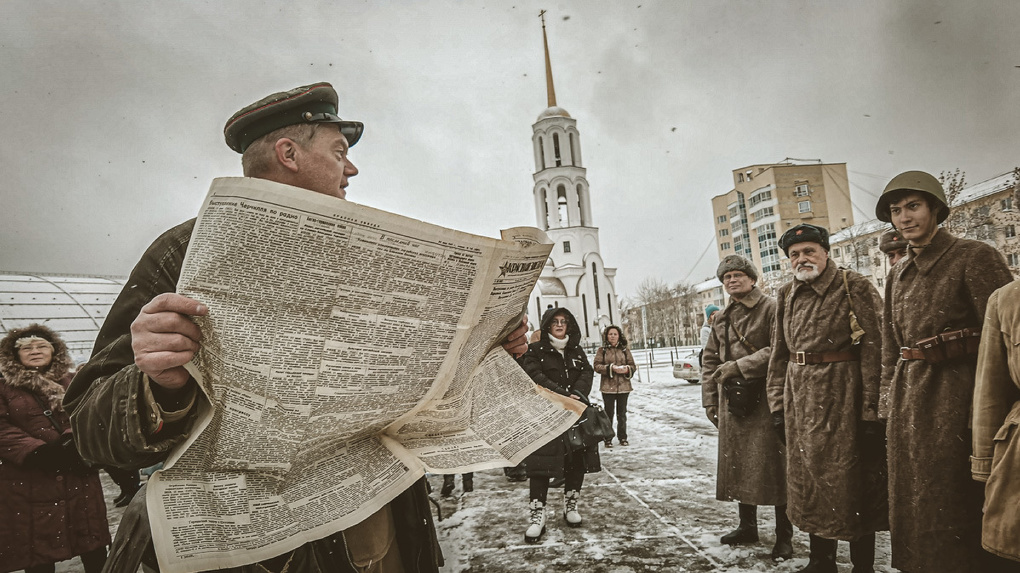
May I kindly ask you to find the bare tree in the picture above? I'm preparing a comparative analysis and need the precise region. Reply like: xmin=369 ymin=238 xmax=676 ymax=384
xmin=838 ymin=224 xmax=880 ymax=277
xmin=756 ymin=266 xmax=793 ymax=298
xmin=634 ymin=277 xmax=673 ymax=347
xmin=940 ymin=168 xmax=968 ymax=236
xmin=669 ymin=281 xmax=701 ymax=346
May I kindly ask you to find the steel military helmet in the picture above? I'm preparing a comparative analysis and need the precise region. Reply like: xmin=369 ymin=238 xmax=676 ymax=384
xmin=875 ymin=170 xmax=949 ymax=224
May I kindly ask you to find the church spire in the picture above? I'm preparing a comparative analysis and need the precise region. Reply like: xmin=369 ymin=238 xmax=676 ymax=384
xmin=540 ymin=10 xmax=557 ymax=108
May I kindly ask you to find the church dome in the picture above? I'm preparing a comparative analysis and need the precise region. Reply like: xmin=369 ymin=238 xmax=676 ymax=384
xmin=537 ymin=106 xmax=571 ymax=121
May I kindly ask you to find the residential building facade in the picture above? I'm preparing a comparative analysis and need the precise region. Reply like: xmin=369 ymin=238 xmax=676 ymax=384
xmin=711 ymin=160 xmax=854 ymax=281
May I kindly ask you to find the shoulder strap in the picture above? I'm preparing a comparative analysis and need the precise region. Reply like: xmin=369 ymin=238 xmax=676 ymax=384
xmin=842 ymin=269 xmax=866 ymax=346
xmin=727 ymin=314 xmax=759 ymax=354
xmin=30 ymin=393 xmax=64 ymax=433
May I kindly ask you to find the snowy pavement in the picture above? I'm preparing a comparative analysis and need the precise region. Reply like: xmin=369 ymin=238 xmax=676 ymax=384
xmin=59 ymin=364 xmax=894 ymax=572
xmin=429 ymin=364 xmax=895 ymax=572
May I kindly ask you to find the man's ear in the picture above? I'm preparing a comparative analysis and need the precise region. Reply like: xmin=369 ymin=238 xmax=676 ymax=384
xmin=274 ymin=138 xmax=300 ymax=173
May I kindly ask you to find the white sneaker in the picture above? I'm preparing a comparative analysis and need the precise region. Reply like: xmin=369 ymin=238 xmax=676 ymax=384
xmin=525 ymin=499 xmax=546 ymax=542
xmin=564 ymin=490 xmax=582 ymax=527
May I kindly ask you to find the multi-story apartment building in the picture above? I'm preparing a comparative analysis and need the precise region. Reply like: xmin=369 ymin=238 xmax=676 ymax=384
xmin=711 ymin=160 xmax=854 ymax=280
xmin=829 ymin=170 xmax=1020 ymax=293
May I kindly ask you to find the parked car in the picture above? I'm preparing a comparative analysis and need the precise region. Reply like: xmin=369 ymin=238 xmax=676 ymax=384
xmin=672 ymin=349 xmax=702 ymax=384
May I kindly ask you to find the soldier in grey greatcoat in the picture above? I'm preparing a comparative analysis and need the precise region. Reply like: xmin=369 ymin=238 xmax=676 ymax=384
xmin=767 ymin=224 xmax=887 ymax=573
xmin=702 ymin=255 xmax=790 ymax=559
xmin=877 ymin=171 xmax=1015 ymax=573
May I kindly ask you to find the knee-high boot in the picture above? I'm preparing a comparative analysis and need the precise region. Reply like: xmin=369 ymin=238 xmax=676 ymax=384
xmin=849 ymin=532 xmax=875 ymax=573
xmin=795 ymin=534 xmax=837 ymax=573
xmin=440 ymin=474 xmax=455 ymax=497
xmin=721 ymin=503 xmax=759 ymax=544
xmin=771 ymin=504 xmax=794 ymax=559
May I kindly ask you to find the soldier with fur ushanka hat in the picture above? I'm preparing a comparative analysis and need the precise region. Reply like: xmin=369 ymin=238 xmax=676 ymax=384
xmin=879 ymin=229 xmax=908 ymax=267
xmin=701 ymin=255 xmax=791 ymax=560
xmin=767 ymin=224 xmax=888 ymax=571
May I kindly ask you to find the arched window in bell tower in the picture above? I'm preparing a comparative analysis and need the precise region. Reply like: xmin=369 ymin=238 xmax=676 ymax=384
xmin=553 ymin=133 xmax=562 ymax=167
xmin=538 ymin=137 xmax=546 ymax=170
xmin=592 ymin=262 xmax=601 ymax=309
xmin=539 ymin=187 xmax=549 ymax=229
xmin=557 ymin=185 xmax=568 ymax=226
xmin=568 ymin=133 xmax=577 ymax=166
xmin=576 ymin=184 xmax=587 ymax=226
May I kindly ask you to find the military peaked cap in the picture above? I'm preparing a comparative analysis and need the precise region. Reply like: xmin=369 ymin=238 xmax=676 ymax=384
xmin=778 ymin=223 xmax=830 ymax=255
xmin=224 ymin=82 xmax=363 ymax=153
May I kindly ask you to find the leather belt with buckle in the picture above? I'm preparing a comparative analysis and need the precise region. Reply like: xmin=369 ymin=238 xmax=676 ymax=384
xmin=793 ymin=350 xmax=858 ymax=365
xmin=900 ymin=347 xmax=926 ymax=360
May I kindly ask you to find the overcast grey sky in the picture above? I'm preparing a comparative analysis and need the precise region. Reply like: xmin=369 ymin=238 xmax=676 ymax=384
xmin=1 ymin=0 xmax=1017 ymax=299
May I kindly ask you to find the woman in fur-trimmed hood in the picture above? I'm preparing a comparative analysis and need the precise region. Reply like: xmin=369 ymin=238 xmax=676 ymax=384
xmin=0 ymin=323 xmax=110 ymax=573
xmin=518 ymin=307 xmax=600 ymax=544
xmin=0 ymin=323 xmax=75 ymax=411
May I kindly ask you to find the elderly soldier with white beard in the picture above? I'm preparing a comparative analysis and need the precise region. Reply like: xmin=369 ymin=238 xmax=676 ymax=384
xmin=767 ymin=224 xmax=888 ymax=573
xmin=701 ymin=255 xmax=790 ymax=560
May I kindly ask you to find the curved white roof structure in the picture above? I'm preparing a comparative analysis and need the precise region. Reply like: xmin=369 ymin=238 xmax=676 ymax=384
xmin=0 ymin=272 xmax=126 ymax=364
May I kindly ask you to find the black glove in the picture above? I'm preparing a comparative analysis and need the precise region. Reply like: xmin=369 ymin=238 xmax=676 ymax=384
xmin=24 ymin=435 xmax=88 ymax=472
xmin=771 ymin=411 xmax=786 ymax=444
xmin=24 ymin=442 xmax=67 ymax=471
xmin=715 ymin=361 xmax=741 ymax=383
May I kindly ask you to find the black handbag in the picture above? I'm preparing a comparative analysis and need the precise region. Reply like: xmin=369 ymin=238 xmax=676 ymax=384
xmin=723 ymin=377 xmax=765 ymax=417
xmin=566 ymin=396 xmax=615 ymax=450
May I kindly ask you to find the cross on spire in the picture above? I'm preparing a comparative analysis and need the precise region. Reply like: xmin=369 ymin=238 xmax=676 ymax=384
xmin=539 ymin=10 xmax=557 ymax=108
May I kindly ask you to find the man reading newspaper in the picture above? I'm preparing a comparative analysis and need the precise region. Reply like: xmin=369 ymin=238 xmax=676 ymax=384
xmin=64 ymin=83 xmax=530 ymax=573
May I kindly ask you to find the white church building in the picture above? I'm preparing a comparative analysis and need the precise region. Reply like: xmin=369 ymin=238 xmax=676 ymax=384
xmin=527 ymin=14 xmax=619 ymax=346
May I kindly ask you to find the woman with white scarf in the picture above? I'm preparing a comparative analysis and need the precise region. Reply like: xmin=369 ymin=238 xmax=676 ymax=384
xmin=517 ymin=308 xmax=600 ymax=543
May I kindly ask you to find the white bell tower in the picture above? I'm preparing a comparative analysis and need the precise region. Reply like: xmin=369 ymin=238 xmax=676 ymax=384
xmin=528 ymin=11 xmax=618 ymax=346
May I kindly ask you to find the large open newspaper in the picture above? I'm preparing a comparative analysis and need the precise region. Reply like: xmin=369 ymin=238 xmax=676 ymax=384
xmin=146 ymin=177 xmax=583 ymax=573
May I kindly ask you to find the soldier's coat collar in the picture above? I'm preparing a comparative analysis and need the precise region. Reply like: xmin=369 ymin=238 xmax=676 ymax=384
xmin=727 ymin=285 xmax=764 ymax=310
xmin=904 ymin=227 xmax=956 ymax=276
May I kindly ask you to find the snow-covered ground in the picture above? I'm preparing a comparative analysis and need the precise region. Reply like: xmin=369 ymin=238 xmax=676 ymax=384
xmin=59 ymin=364 xmax=894 ymax=572
xmin=428 ymin=364 xmax=895 ymax=572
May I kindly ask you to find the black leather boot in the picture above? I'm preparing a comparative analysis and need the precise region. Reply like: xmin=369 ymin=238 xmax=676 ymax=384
xmin=849 ymin=532 xmax=875 ymax=573
xmin=771 ymin=504 xmax=794 ymax=560
xmin=462 ymin=473 xmax=474 ymax=493
xmin=721 ymin=503 xmax=759 ymax=545
xmin=796 ymin=534 xmax=837 ymax=573
xmin=440 ymin=474 xmax=455 ymax=497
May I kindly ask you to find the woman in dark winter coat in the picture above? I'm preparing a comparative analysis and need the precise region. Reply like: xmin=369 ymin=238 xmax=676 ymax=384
xmin=593 ymin=326 xmax=636 ymax=446
xmin=518 ymin=307 xmax=600 ymax=543
xmin=0 ymin=324 xmax=110 ymax=573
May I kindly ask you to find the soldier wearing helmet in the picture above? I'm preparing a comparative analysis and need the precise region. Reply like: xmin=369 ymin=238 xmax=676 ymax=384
xmin=877 ymin=170 xmax=1014 ymax=572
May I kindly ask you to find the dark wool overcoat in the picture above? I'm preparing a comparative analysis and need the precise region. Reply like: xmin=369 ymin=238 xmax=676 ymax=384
xmin=972 ymin=280 xmax=1020 ymax=563
xmin=767 ymin=261 xmax=887 ymax=540
xmin=0 ymin=324 xmax=110 ymax=572
xmin=520 ymin=308 xmax=600 ymax=478
xmin=701 ymin=287 xmax=786 ymax=506
xmin=593 ymin=329 xmax=637 ymax=395
xmin=881 ymin=228 xmax=1013 ymax=573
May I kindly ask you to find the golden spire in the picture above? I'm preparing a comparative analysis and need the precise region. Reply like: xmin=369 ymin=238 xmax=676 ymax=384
xmin=540 ymin=10 xmax=557 ymax=108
